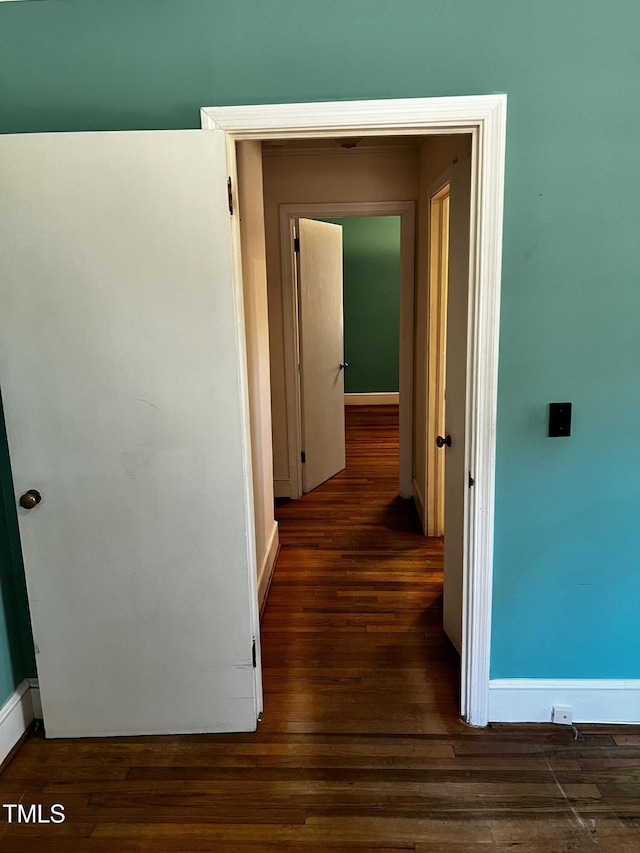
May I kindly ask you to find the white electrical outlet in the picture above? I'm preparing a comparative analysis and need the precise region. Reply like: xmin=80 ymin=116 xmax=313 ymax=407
xmin=552 ymin=705 xmax=573 ymax=725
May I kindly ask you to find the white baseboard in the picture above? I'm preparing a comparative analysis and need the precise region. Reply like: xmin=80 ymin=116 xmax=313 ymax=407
xmin=489 ymin=679 xmax=640 ymax=724
xmin=258 ymin=521 xmax=279 ymax=613
xmin=344 ymin=392 xmax=399 ymax=405
xmin=273 ymin=479 xmax=290 ymax=498
xmin=412 ymin=477 xmax=426 ymax=534
xmin=0 ymin=679 xmax=35 ymax=766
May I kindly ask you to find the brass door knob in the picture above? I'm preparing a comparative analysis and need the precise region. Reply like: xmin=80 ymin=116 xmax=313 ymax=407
xmin=19 ymin=489 xmax=42 ymax=510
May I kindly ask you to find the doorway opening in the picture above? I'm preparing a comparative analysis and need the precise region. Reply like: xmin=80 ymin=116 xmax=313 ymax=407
xmin=262 ymin=132 xmax=469 ymax=685
xmin=203 ymin=96 xmax=507 ymax=726
xmin=275 ymin=199 xmax=415 ymax=501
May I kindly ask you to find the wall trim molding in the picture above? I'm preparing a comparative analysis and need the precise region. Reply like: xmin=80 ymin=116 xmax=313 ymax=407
xmin=489 ymin=679 xmax=640 ymax=724
xmin=202 ymin=94 xmax=508 ymax=727
xmin=258 ymin=521 xmax=279 ymax=614
xmin=0 ymin=679 xmax=34 ymax=767
xmin=345 ymin=392 xmax=399 ymax=405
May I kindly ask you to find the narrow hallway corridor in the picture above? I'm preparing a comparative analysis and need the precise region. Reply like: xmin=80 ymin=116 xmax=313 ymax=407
xmin=261 ymin=404 xmax=459 ymax=735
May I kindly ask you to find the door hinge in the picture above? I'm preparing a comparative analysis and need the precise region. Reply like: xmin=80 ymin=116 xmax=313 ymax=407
xmin=468 ymin=472 xmax=475 ymax=488
xmin=252 ymin=637 xmax=257 ymax=668
xmin=227 ymin=177 xmax=234 ymax=215
xmin=301 ymin=451 xmax=306 ymax=464
xmin=293 ymin=236 xmax=300 ymax=253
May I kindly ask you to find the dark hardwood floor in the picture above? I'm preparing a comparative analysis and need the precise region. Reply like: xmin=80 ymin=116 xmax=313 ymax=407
xmin=265 ymin=404 xmax=455 ymax=738
xmin=1 ymin=405 xmax=640 ymax=851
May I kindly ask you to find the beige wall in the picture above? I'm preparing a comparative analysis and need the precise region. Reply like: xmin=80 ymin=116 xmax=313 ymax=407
xmin=237 ymin=141 xmax=278 ymax=609
xmin=413 ymin=135 xmax=473 ymax=530
xmin=263 ymin=147 xmax=420 ymax=486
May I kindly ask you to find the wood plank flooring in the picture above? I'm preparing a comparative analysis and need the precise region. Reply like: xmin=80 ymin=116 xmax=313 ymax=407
xmin=2 ymin=406 xmax=640 ymax=851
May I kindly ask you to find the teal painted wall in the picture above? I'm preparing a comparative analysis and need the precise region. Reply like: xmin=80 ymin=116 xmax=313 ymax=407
xmin=324 ymin=217 xmax=400 ymax=394
xmin=1 ymin=1 xmax=639 ymax=695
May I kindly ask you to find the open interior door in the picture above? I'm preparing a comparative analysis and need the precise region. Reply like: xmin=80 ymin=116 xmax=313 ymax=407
xmin=297 ymin=219 xmax=346 ymax=493
xmin=0 ymin=130 xmax=261 ymax=737
xmin=442 ymin=156 xmax=472 ymax=654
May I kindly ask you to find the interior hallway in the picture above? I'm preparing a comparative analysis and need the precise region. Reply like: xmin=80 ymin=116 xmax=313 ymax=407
xmin=263 ymin=404 xmax=457 ymax=735
xmin=2 ymin=408 xmax=640 ymax=851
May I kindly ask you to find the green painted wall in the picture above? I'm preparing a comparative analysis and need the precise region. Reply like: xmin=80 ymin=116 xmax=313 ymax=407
xmin=324 ymin=217 xmax=400 ymax=394
xmin=1 ymin=0 xmax=639 ymax=702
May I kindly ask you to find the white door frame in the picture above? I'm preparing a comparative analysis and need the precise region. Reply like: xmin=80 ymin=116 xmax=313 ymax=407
xmin=201 ymin=96 xmax=507 ymax=727
xmin=279 ymin=202 xmax=415 ymax=500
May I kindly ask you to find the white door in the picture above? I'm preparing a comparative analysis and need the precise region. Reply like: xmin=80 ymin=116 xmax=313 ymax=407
xmin=297 ymin=219 xmax=346 ymax=493
xmin=0 ymin=130 xmax=261 ymax=737
xmin=442 ymin=156 xmax=472 ymax=654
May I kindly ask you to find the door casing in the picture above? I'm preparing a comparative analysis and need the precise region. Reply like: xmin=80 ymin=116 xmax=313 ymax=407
xmin=201 ymin=96 xmax=507 ymax=727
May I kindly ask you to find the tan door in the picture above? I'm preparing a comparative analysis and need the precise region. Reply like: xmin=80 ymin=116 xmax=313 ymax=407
xmin=0 ymin=130 xmax=261 ymax=738
xmin=426 ymin=184 xmax=451 ymax=537
xmin=297 ymin=219 xmax=346 ymax=493
xmin=442 ymin=156 xmax=472 ymax=654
